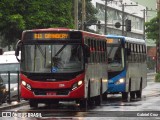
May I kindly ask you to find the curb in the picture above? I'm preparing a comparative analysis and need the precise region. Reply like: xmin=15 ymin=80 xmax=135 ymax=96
xmin=0 ymin=100 xmax=28 ymax=111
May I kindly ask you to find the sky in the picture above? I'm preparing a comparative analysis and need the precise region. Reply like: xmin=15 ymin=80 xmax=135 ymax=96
xmin=132 ymin=0 xmax=157 ymax=21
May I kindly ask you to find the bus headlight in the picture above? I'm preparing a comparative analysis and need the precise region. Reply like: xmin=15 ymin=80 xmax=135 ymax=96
xmin=115 ymin=78 xmax=125 ymax=85
xmin=22 ymin=81 xmax=26 ymax=86
xmin=78 ymin=80 xmax=83 ymax=86
xmin=72 ymin=80 xmax=83 ymax=90
xmin=102 ymin=78 xmax=108 ymax=83
xmin=22 ymin=80 xmax=32 ymax=91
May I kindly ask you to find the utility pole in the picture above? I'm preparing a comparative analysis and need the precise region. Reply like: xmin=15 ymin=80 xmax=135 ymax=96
xmin=143 ymin=8 xmax=146 ymax=40
xmin=122 ymin=4 xmax=125 ymax=36
xmin=102 ymin=0 xmax=113 ymax=34
xmin=74 ymin=0 xmax=78 ymax=30
xmin=121 ymin=3 xmax=138 ymax=36
xmin=141 ymin=8 xmax=147 ymax=40
xmin=82 ymin=0 xmax=86 ymax=30
xmin=141 ymin=8 xmax=156 ymax=40
xmin=104 ymin=0 xmax=107 ymax=34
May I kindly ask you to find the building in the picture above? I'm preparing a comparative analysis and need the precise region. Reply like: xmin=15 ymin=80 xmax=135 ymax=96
xmin=91 ymin=0 xmax=146 ymax=39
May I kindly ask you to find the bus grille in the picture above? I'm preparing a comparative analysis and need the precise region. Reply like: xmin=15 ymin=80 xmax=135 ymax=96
xmin=33 ymin=89 xmax=70 ymax=96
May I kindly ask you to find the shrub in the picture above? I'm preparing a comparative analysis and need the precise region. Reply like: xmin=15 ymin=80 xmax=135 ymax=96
xmin=155 ymin=73 xmax=160 ymax=82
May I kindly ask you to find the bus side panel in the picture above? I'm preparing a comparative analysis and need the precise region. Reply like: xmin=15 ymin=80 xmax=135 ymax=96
xmin=141 ymin=63 xmax=147 ymax=89
xmin=84 ymin=63 xmax=108 ymax=98
xmin=126 ymin=62 xmax=147 ymax=92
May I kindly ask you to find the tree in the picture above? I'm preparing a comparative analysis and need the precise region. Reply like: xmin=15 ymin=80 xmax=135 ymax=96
xmin=0 ymin=0 xmax=74 ymax=49
xmin=78 ymin=0 xmax=98 ymax=32
xmin=145 ymin=12 xmax=160 ymax=43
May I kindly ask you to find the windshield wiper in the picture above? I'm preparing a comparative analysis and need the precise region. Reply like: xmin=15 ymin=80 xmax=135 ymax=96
xmin=37 ymin=45 xmax=45 ymax=58
xmin=54 ymin=44 xmax=67 ymax=57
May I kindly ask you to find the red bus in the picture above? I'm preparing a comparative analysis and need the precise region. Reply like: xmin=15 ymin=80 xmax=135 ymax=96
xmin=15 ymin=28 xmax=108 ymax=108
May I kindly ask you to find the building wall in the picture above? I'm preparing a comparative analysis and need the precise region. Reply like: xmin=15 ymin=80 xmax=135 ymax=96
xmin=91 ymin=0 xmax=146 ymax=39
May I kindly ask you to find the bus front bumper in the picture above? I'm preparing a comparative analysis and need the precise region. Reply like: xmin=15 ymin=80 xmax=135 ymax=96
xmin=107 ymin=83 xmax=125 ymax=93
xmin=21 ymin=84 xmax=85 ymax=100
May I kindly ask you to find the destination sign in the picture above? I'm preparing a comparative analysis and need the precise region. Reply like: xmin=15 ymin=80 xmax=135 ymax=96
xmin=106 ymin=38 xmax=121 ymax=44
xmin=34 ymin=33 xmax=69 ymax=39
xmin=23 ymin=31 xmax=82 ymax=42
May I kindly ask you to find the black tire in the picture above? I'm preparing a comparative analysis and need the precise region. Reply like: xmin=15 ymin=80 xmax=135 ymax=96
xmin=130 ymin=91 xmax=136 ymax=100
xmin=122 ymin=92 xmax=128 ymax=102
xmin=79 ymin=99 xmax=88 ymax=109
xmin=29 ymin=100 xmax=38 ymax=108
xmin=0 ymin=99 xmax=2 ymax=105
xmin=79 ymin=80 xmax=90 ymax=109
xmin=136 ymin=90 xmax=142 ymax=98
xmin=102 ymin=92 xmax=108 ymax=101
xmin=136 ymin=79 xmax=142 ymax=99
xmin=95 ymin=95 xmax=102 ymax=106
xmin=95 ymin=80 xmax=102 ymax=106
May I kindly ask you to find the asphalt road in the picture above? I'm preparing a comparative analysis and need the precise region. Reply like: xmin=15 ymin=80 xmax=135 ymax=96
xmin=1 ymin=72 xmax=160 ymax=120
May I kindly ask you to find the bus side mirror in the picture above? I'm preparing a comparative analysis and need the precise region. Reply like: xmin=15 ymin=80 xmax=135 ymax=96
xmin=15 ymin=40 xmax=22 ymax=62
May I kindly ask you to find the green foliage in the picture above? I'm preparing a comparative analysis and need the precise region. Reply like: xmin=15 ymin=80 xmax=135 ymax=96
xmin=155 ymin=72 xmax=160 ymax=82
xmin=78 ymin=0 xmax=98 ymax=30
xmin=0 ymin=0 xmax=98 ymax=48
xmin=145 ymin=12 xmax=160 ymax=43
xmin=145 ymin=17 xmax=159 ymax=41
xmin=0 ymin=0 xmax=74 ymax=48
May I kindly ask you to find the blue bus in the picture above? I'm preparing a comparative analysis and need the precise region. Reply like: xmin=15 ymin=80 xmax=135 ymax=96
xmin=106 ymin=35 xmax=147 ymax=101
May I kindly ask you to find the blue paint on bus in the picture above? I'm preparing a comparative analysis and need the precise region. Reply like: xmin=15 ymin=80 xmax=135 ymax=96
xmin=107 ymin=70 xmax=126 ymax=93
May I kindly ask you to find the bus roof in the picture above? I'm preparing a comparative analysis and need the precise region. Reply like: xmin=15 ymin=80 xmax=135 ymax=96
xmin=22 ymin=28 xmax=106 ymax=41
xmin=106 ymin=34 xmax=145 ymax=44
xmin=23 ymin=28 xmax=71 ymax=32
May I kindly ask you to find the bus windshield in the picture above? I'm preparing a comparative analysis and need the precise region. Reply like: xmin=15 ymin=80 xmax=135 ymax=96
xmin=107 ymin=44 xmax=124 ymax=71
xmin=22 ymin=44 xmax=84 ymax=73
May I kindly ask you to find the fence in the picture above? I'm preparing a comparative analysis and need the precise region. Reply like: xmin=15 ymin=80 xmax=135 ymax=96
xmin=0 ymin=71 xmax=20 ymax=103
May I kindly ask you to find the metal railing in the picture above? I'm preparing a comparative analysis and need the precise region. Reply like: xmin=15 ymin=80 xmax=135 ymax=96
xmin=0 ymin=71 xmax=20 ymax=103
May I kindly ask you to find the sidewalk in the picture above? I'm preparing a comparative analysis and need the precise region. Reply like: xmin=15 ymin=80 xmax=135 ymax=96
xmin=0 ymin=100 xmax=28 ymax=111
xmin=147 ymin=72 xmax=156 ymax=76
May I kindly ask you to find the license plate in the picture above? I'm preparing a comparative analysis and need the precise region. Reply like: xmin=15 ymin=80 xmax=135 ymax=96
xmin=46 ymin=92 xmax=56 ymax=95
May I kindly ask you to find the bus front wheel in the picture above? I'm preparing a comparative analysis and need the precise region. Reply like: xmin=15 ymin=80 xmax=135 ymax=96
xmin=29 ymin=100 xmax=38 ymax=108
xmin=136 ymin=79 xmax=142 ymax=99
xmin=122 ymin=92 xmax=128 ymax=102
xmin=79 ymin=99 xmax=88 ymax=109
xmin=95 ymin=80 xmax=102 ymax=106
